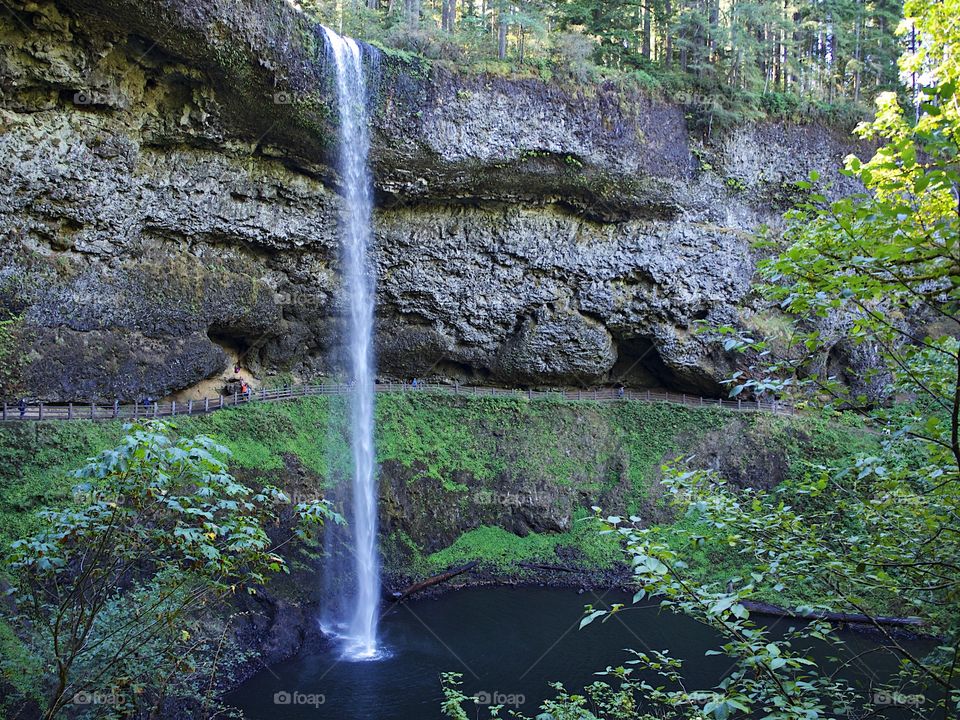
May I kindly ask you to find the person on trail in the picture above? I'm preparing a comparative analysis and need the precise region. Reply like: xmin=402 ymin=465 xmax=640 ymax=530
xmin=412 ymin=378 xmax=419 ymax=389
xmin=617 ymin=386 xmax=625 ymax=399
xmin=18 ymin=398 xmax=26 ymax=419
xmin=112 ymin=400 xmax=119 ymax=418
xmin=234 ymin=363 xmax=241 ymax=375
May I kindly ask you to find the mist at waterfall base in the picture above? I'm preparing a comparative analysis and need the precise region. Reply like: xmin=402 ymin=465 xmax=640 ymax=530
xmin=317 ymin=25 xmax=382 ymax=662
xmin=228 ymin=587 xmax=929 ymax=720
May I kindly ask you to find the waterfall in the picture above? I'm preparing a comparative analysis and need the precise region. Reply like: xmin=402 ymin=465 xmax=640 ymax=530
xmin=321 ymin=25 xmax=380 ymax=661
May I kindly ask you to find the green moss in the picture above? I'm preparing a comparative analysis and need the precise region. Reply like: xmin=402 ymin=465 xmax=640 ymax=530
xmin=427 ymin=526 xmax=556 ymax=571
xmin=752 ymin=412 xmax=876 ymax=483
xmin=376 ymin=392 xmax=506 ymax=485
xmin=0 ymin=421 xmax=124 ymax=550
xmin=0 ymin=392 xmax=870 ymax=589
xmin=601 ymin=402 xmax=727 ymax=503
xmin=0 ymin=315 xmax=25 ymax=399
xmin=174 ymin=396 xmax=339 ymax=477
xmin=375 ymin=392 xmax=725 ymax=500
xmin=423 ymin=514 xmax=622 ymax=574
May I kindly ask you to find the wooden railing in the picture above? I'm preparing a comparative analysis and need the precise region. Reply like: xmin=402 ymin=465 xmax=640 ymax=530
xmin=0 ymin=382 xmax=797 ymax=423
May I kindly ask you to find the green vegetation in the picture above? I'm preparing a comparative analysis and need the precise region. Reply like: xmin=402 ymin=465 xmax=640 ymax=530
xmin=0 ymin=315 xmax=23 ymax=397
xmin=417 ymin=512 xmax=623 ymax=574
xmin=303 ymin=0 xmax=899 ymax=128
xmin=1 ymin=423 xmax=339 ymax=720
xmin=376 ymin=391 xmax=726 ymax=495
xmin=610 ymin=400 xmax=726 ymax=498
xmin=444 ymin=2 xmax=960 ymax=717
xmin=0 ymin=394 xmax=723 ymax=556
xmin=0 ymin=393 xmax=873 ymax=584
xmin=0 ymin=422 xmax=125 ymax=551
xmin=645 ymin=412 xmax=880 ymax=607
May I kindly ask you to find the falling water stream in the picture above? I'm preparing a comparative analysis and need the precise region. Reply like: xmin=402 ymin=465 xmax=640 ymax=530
xmin=321 ymin=25 xmax=380 ymax=661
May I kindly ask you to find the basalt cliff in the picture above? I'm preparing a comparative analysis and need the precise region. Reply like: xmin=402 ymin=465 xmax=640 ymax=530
xmin=0 ymin=0 xmax=869 ymax=402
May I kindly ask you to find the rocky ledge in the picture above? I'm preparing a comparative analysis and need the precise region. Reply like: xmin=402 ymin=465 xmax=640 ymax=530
xmin=0 ymin=0 xmax=868 ymax=401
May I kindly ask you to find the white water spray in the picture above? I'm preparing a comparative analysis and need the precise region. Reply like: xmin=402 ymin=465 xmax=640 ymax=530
xmin=321 ymin=25 xmax=380 ymax=661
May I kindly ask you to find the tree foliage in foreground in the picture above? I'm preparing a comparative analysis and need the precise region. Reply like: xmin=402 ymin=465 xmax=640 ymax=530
xmin=1 ymin=422 xmax=342 ymax=720
xmin=442 ymin=0 xmax=959 ymax=716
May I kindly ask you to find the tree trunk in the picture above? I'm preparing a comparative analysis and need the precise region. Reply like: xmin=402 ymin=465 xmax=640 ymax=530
xmin=829 ymin=29 xmax=838 ymax=102
xmin=663 ymin=0 xmax=672 ymax=67
xmin=853 ymin=10 xmax=862 ymax=101
xmin=497 ymin=11 xmax=507 ymax=59
xmin=708 ymin=0 xmax=719 ymax=63
xmin=442 ymin=0 xmax=457 ymax=31
xmin=642 ymin=1 xmax=652 ymax=60
xmin=389 ymin=561 xmax=479 ymax=601
xmin=910 ymin=23 xmax=918 ymax=119
xmin=406 ymin=0 xmax=420 ymax=26
xmin=741 ymin=600 xmax=923 ymax=628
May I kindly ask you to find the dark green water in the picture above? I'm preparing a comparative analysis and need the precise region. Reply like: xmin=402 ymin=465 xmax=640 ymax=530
xmin=227 ymin=587 xmax=929 ymax=719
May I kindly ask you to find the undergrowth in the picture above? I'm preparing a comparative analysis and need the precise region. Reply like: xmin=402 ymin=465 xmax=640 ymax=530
xmin=0 ymin=392 xmax=873 ymax=600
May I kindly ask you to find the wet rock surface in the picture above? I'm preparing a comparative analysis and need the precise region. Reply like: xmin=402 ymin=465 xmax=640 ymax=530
xmin=0 ymin=0 xmax=870 ymax=402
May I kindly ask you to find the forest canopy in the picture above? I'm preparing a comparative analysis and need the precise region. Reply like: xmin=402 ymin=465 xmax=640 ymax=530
xmin=299 ymin=0 xmax=906 ymax=127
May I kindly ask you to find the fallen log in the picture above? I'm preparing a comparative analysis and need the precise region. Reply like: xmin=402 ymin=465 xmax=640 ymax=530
xmin=389 ymin=561 xmax=480 ymax=602
xmin=741 ymin=600 xmax=923 ymax=627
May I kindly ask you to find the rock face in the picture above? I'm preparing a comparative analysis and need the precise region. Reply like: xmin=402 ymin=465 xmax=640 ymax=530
xmin=0 ymin=0 xmax=867 ymax=401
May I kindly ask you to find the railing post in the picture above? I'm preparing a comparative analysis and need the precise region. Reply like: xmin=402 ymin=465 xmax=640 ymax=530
xmin=188 ymin=399 xmax=193 ymax=415
xmin=234 ymin=391 xmax=239 ymax=406
xmin=738 ymin=398 xmax=742 ymax=410
xmin=38 ymin=403 xmax=43 ymax=421
xmin=205 ymin=397 xmax=210 ymax=413
xmin=2 ymin=403 xmax=6 ymax=421
xmin=219 ymin=395 xmax=224 ymax=409
xmin=172 ymin=401 xmax=177 ymax=416
xmin=153 ymin=402 xmax=158 ymax=417
xmin=90 ymin=403 xmax=95 ymax=420
xmin=756 ymin=398 xmax=761 ymax=410
xmin=68 ymin=403 xmax=73 ymax=420
xmin=700 ymin=396 xmax=703 ymax=405
xmin=682 ymin=394 xmax=686 ymax=404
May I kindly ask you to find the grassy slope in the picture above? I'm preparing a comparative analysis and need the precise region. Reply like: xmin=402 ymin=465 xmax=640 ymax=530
xmin=0 ymin=394 xmax=875 ymax=600
xmin=650 ymin=412 xmax=878 ymax=606
xmin=374 ymin=393 xmax=733 ymax=575
xmin=0 ymin=394 xmax=725 ymax=549
xmin=375 ymin=392 xmax=728 ymax=495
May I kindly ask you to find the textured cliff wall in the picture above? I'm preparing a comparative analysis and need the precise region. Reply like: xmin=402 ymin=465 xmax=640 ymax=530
xmin=0 ymin=0 xmax=866 ymax=401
